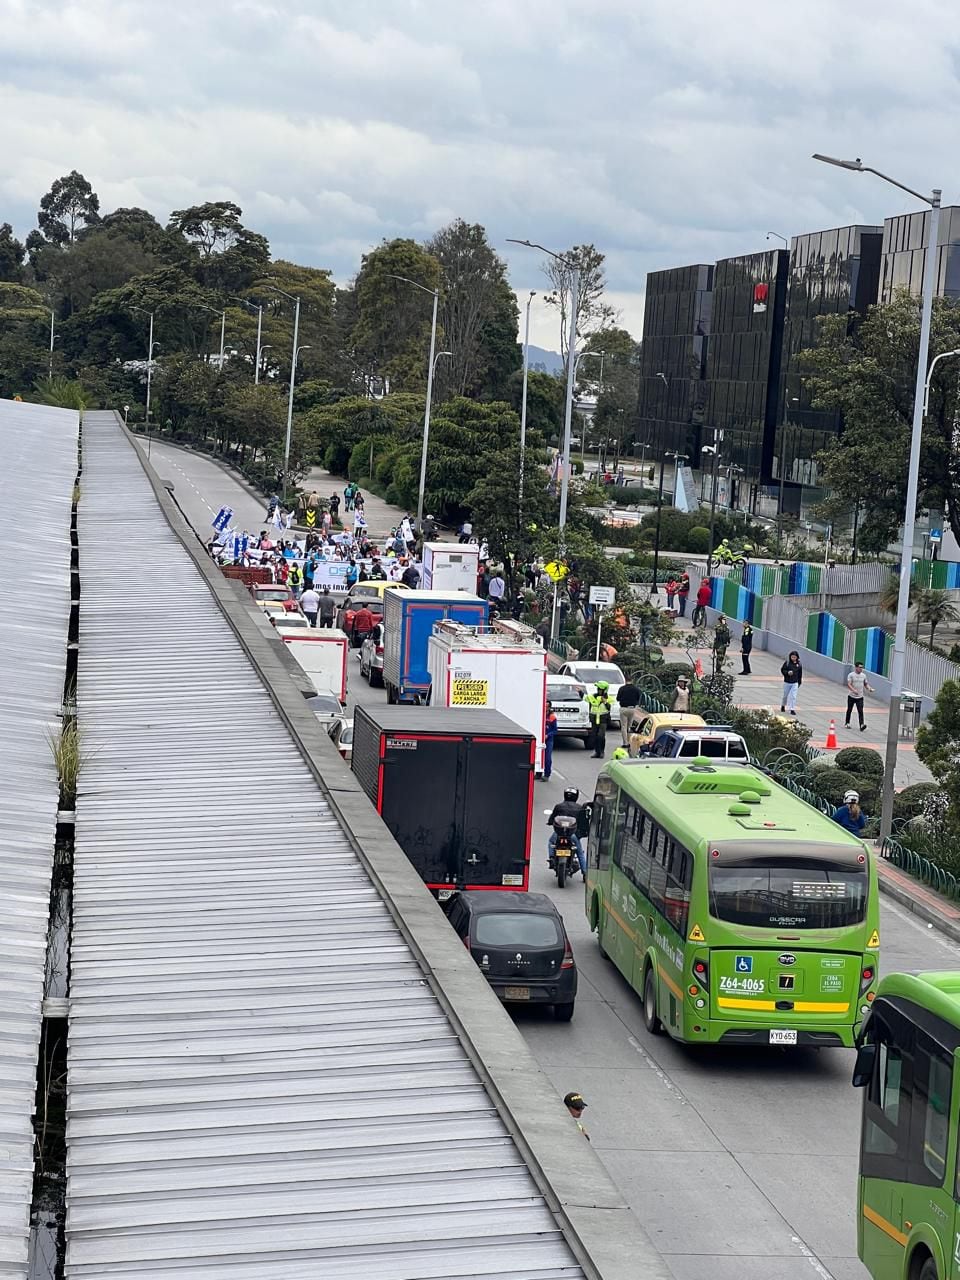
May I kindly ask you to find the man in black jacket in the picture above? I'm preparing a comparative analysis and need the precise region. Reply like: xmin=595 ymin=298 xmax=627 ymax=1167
xmin=616 ymin=679 xmax=641 ymax=747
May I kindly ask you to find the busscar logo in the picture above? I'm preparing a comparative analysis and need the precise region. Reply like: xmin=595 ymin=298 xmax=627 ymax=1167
xmin=777 ymin=953 xmax=797 ymax=966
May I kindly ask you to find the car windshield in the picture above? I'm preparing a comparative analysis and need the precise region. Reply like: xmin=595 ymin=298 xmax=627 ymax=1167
xmin=573 ymin=666 xmax=622 ymax=684
xmin=258 ymin=588 xmax=289 ymax=601
xmin=308 ymin=696 xmax=340 ymax=715
xmin=548 ymin=685 xmax=583 ymax=703
xmin=474 ymin=912 xmax=562 ymax=948
xmin=709 ymin=859 xmax=867 ymax=929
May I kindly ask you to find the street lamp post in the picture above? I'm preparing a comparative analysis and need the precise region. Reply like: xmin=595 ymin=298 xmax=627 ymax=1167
xmin=507 ymin=239 xmax=580 ymax=641
xmin=766 ymin=232 xmax=788 ymax=247
xmin=130 ymin=307 xmax=156 ymax=425
xmin=197 ymin=304 xmax=227 ymax=368
xmin=703 ymin=431 xmax=723 ymax=578
xmin=518 ymin=290 xmax=536 ymax=525
xmin=243 ymin=301 xmax=264 ymax=383
xmin=814 ymin=153 xmax=941 ymax=839
xmin=266 ymin=282 xmax=303 ymax=502
xmin=387 ymin=273 xmax=441 ymax=530
xmin=651 ymin=448 xmax=687 ymax=596
xmin=48 ymin=309 xmax=56 ymax=379
xmin=576 ymin=349 xmax=604 ymax=464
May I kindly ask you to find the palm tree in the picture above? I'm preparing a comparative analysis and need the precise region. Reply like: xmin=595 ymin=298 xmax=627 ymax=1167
xmin=879 ymin=573 xmax=916 ymax=616
xmin=916 ymin=588 xmax=960 ymax=650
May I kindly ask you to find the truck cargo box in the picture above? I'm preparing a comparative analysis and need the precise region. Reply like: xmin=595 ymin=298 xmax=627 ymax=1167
xmin=421 ymin=542 xmax=480 ymax=592
xmin=381 ymin=589 xmax=487 ymax=704
xmin=352 ymin=705 xmax=534 ymax=896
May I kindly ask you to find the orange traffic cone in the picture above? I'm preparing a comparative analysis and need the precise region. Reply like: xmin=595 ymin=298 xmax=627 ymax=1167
xmin=825 ymin=719 xmax=838 ymax=749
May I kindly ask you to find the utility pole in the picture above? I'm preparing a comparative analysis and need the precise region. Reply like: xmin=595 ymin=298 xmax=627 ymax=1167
xmin=651 ymin=447 xmax=687 ymax=596
xmin=518 ymin=290 xmax=535 ymax=527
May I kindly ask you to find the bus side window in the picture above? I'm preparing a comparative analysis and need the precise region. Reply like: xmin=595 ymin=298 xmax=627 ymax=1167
xmin=664 ymin=846 xmax=692 ymax=936
xmin=617 ymin=802 xmax=641 ymax=887
xmin=861 ymin=1009 xmax=913 ymax=1183
xmin=588 ymin=778 xmax=617 ymax=869
xmin=647 ymin=826 xmax=668 ymax=914
xmin=911 ymin=1032 xmax=951 ymax=1187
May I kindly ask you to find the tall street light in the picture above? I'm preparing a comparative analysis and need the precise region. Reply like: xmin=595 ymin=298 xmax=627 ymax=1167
xmin=703 ymin=429 xmax=724 ymax=577
xmin=519 ymin=290 xmax=536 ymax=525
xmin=240 ymin=300 xmax=264 ymax=383
xmin=387 ymin=273 xmax=440 ymax=529
xmin=48 ymin=309 xmax=57 ymax=378
xmin=651 ymin=448 xmax=688 ymax=596
xmin=197 ymin=303 xmax=227 ymax=369
xmin=814 ymin=152 xmax=941 ymax=839
xmin=766 ymin=232 xmax=788 ymax=247
xmin=508 ymin=239 xmax=580 ymax=640
xmin=130 ymin=306 xmax=156 ymax=424
xmin=266 ymin=281 xmax=302 ymax=503
xmin=577 ymin=349 xmax=604 ymax=463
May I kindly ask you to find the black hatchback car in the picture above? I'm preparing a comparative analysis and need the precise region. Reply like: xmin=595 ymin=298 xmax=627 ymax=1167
xmin=446 ymin=891 xmax=577 ymax=1021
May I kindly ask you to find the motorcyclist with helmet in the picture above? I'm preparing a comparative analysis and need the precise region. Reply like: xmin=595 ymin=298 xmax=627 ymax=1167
xmin=547 ymin=787 xmax=587 ymax=877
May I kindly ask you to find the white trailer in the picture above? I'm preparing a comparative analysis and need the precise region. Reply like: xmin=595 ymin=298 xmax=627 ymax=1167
xmin=427 ymin=620 xmax=547 ymax=773
xmin=276 ymin=628 xmax=349 ymax=701
xmin=421 ymin=542 xmax=480 ymax=592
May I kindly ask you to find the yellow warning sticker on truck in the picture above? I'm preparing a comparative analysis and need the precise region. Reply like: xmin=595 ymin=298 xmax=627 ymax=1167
xmin=452 ymin=678 xmax=489 ymax=706
xmin=689 ymin=923 xmax=705 ymax=942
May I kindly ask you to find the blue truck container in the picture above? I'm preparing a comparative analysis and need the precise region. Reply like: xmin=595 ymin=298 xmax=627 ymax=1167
xmin=381 ymin=588 xmax=488 ymax=704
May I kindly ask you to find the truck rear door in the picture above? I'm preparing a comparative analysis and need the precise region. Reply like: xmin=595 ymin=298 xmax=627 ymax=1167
xmin=379 ymin=734 xmax=461 ymax=887
xmin=461 ymin=737 xmax=532 ymax=890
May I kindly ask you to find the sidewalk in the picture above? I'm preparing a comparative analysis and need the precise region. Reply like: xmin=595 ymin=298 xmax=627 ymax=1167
xmin=666 ymin=615 xmax=932 ymax=787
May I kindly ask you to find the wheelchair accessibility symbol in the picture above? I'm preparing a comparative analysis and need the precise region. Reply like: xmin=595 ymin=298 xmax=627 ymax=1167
xmin=735 ymin=955 xmax=753 ymax=974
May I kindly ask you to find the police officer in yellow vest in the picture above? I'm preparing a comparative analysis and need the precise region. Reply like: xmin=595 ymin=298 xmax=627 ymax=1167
xmin=586 ymin=681 xmax=613 ymax=759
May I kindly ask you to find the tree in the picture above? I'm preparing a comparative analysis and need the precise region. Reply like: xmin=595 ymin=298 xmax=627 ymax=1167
xmin=425 ymin=220 xmax=517 ymax=399
xmin=580 ymin=326 xmax=641 ymax=460
xmin=466 ymin=443 xmax=554 ymax=594
xmin=803 ymin=291 xmax=960 ymax=548
xmin=506 ymin=368 xmax=563 ymax=441
xmin=917 ymin=588 xmax=960 ymax=650
xmin=215 ymin=384 xmax=286 ymax=461
xmin=878 ymin=573 xmax=916 ymax=617
xmin=0 ymin=223 xmax=25 ymax=282
xmin=917 ymin=680 xmax=960 ymax=833
xmin=350 ymin=239 xmax=441 ymax=390
xmin=37 ymin=170 xmax=101 ymax=245
xmin=543 ymin=243 xmax=616 ymax=360
xmin=168 ymin=201 xmax=270 ymax=294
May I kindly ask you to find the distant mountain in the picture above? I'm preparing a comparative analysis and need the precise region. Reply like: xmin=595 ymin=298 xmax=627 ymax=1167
xmin=523 ymin=344 xmax=563 ymax=375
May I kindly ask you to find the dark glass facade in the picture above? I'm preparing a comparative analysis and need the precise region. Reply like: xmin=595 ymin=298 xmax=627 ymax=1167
xmin=880 ymin=205 xmax=960 ymax=303
xmin=634 ymin=264 xmax=713 ymax=462
xmin=776 ymin=224 xmax=882 ymax=507
xmin=705 ymin=248 xmax=789 ymax=490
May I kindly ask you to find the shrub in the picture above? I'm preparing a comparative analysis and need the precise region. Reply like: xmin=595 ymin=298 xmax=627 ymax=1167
xmin=808 ymin=767 xmax=860 ymax=807
xmin=727 ymin=707 xmax=812 ymax=760
xmin=686 ymin=525 xmax=711 ymax=554
xmin=834 ymin=746 xmax=885 ymax=778
xmin=893 ymin=782 xmax=940 ymax=822
xmin=852 ymin=777 xmax=881 ymax=814
xmin=698 ymin=671 xmax=736 ymax=709
xmin=607 ymin=485 xmax=655 ymax=506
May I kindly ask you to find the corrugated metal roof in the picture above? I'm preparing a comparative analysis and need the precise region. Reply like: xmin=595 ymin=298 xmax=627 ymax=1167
xmin=66 ymin=413 xmax=583 ymax=1279
xmin=0 ymin=398 xmax=78 ymax=1276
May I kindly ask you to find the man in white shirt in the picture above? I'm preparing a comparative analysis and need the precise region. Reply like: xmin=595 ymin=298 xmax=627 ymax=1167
xmin=488 ymin=570 xmax=506 ymax=604
xmin=299 ymin=587 xmax=321 ymax=627
xmin=845 ymin=661 xmax=873 ymax=732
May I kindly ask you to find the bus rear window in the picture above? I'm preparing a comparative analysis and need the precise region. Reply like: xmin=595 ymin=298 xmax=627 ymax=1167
xmin=709 ymin=859 xmax=867 ymax=929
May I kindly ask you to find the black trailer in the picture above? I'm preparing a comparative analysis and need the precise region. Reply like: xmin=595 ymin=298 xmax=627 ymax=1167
xmin=351 ymin=706 xmax=535 ymax=896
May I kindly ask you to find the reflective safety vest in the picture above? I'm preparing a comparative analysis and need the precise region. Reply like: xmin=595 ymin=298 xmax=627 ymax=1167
xmin=289 ymin=564 xmax=302 ymax=588
xmin=586 ymin=694 xmax=612 ymax=725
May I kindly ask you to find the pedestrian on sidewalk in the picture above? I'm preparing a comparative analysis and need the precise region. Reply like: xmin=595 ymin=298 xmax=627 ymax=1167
xmin=780 ymin=651 xmax=803 ymax=715
xmin=665 ymin=577 xmax=678 ymax=609
xmin=692 ymin=579 xmax=711 ymax=627
xmin=833 ymin=789 xmax=866 ymax=836
xmin=616 ymin=678 xmax=641 ymax=747
xmin=845 ymin=661 xmax=873 ymax=732
xmin=677 ymin=572 xmax=690 ymax=617
xmin=740 ymin=623 xmax=754 ymax=675
xmin=672 ymin=675 xmax=691 ymax=712
xmin=713 ymin=616 xmax=731 ymax=669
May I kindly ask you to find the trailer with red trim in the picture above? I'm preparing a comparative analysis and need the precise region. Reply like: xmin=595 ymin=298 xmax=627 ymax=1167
xmin=351 ymin=706 xmax=535 ymax=899
xmin=426 ymin=620 xmax=547 ymax=775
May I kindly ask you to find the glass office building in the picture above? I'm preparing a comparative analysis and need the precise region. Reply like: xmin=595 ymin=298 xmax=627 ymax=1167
xmin=634 ymin=264 xmax=713 ymax=464
xmin=880 ymin=205 xmax=960 ymax=303
xmin=704 ymin=248 xmax=789 ymax=503
xmin=776 ymin=224 xmax=882 ymax=510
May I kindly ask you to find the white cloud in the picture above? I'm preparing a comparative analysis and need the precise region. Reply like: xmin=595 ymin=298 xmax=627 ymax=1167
xmin=4 ymin=0 xmax=960 ymax=348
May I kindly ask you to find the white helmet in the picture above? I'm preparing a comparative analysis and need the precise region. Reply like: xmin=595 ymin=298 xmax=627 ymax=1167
xmin=843 ymin=790 xmax=859 ymax=804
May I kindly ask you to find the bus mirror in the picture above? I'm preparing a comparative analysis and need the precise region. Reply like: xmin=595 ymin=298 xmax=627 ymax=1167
xmin=852 ymin=1041 xmax=876 ymax=1088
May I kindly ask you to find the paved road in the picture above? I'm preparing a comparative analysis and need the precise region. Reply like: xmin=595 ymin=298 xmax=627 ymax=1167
xmin=142 ymin=438 xmax=957 ymax=1280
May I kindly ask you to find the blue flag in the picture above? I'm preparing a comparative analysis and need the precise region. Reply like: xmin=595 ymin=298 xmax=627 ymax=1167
xmin=212 ymin=506 xmax=234 ymax=532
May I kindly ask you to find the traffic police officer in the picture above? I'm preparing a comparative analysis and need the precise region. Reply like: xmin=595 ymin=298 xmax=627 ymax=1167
xmin=586 ymin=681 xmax=613 ymax=759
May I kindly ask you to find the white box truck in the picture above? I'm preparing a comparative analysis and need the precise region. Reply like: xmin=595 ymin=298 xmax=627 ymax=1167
xmin=427 ymin=620 xmax=547 ymax=773
xmin=275 ymin=627 xmax=349 ymax=701
xmin=421 ymin=542 xmax=480 ymax=592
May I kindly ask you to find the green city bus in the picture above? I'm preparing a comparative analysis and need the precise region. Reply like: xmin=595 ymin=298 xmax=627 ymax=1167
xmin=852 ymin=973 xmax=960 ymax=1280
xmin=584 ymin=758 xmax=880 ymax=1047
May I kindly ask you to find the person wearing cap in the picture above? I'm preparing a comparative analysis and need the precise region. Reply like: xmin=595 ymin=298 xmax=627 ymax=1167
xmin=564 ymin=1092 xmax=590 ymax=1140
xmin=833 ymin=790 xmax=866 ymax=835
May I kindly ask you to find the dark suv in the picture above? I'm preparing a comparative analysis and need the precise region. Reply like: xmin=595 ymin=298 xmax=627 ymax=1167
xmin=445 ymin=891 xmax=577 ymax=1021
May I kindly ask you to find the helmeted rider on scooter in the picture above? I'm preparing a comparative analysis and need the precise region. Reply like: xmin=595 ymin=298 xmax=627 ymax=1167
xmin=547 ymin=788 xmax=587 ymax=877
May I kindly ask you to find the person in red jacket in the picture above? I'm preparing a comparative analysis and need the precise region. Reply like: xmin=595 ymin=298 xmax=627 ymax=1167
xmin=693 ymin=579 xmax=711 ymax=627
xmin=351 ymin=604 xmax=376 ymax=647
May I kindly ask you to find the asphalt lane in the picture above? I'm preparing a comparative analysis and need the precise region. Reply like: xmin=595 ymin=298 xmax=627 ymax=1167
xmin=143 ymin=438 xmax=959 ymax=1280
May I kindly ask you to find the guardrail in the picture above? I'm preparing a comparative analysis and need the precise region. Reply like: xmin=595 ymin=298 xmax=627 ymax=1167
xmin=881 ymin=836 xmax=960 ymax=901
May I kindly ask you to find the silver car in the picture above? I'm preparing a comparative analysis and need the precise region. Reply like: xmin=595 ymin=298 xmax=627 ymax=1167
xmin=359 ymin=631 xmax=384 ymax=688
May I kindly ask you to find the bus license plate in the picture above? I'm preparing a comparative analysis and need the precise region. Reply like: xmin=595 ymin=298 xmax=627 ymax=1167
xmin=505 ymin=986 xmax=530 ymax=1001
xmin=769 ymin=1029 xmax=797 ymax=1045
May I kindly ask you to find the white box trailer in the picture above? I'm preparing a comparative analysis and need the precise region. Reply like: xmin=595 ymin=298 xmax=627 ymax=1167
xmin=276 ymin=627 xmax=349 ymax=701
xmin=427 ymin=620 xmax=547 ymax=773
xmin=421 ymin=542 xmax=479 ymax=592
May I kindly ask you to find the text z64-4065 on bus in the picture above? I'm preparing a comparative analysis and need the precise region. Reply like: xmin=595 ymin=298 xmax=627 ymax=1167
xmin=584 ymin=758 xmax=879 ymax=1048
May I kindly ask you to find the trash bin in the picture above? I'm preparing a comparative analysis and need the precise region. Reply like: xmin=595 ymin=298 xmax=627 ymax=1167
xmin=899 ymin=692 xmax=922 ymax=739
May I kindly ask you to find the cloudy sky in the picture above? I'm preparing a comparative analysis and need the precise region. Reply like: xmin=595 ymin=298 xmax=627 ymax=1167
xmin=4 ymin=0 xmax=960 ymax=347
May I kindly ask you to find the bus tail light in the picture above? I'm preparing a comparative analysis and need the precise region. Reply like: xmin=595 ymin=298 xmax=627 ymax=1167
xmin=860 ymin=966 xmax=875 ymax=994
xmin=561 ymin=939 xmax=575 ymax=970
xmin=692 ymin=958 xmax=709 ymax=990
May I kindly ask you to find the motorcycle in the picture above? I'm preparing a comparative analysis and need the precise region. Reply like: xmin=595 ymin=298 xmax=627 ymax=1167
xmin=549 ymin=814 xmax=580 ymax=889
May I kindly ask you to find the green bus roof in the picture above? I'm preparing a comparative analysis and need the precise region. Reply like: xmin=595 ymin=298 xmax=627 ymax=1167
xmin=605 ymin=759 xmax=867 ymax=854
xmin=876 ymin=971 xmax=960 ymax=1026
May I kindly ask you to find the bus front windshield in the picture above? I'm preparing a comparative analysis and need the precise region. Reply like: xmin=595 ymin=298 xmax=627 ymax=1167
xmin=709 ymin=857 xmax=867 ymax=929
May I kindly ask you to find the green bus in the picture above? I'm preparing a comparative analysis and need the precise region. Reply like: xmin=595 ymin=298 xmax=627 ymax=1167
xmin=852 ymin=973 xmax=960 ymax=1280
xmin=584 ymin=758 xmax=880 ymax=1047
